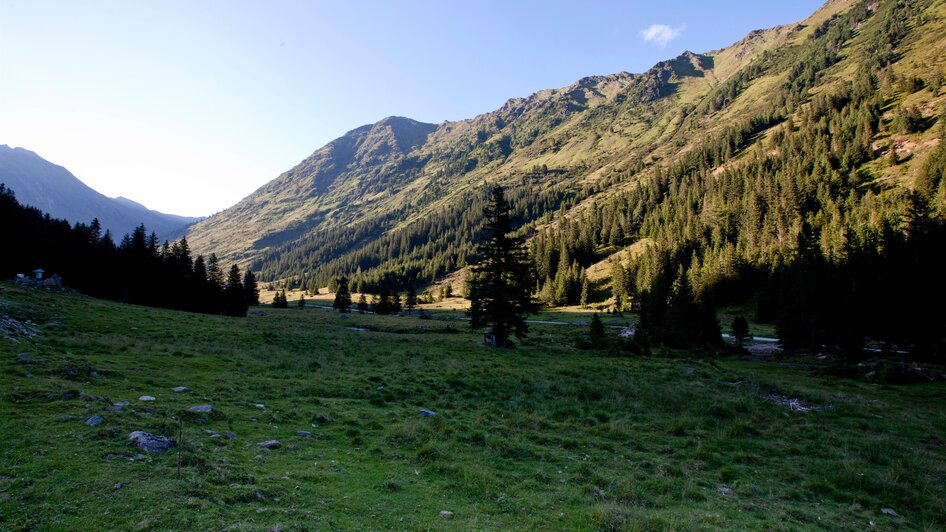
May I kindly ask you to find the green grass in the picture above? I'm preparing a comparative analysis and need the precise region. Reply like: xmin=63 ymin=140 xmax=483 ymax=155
xmin=1 ymin=284 xmax=944 ymax=530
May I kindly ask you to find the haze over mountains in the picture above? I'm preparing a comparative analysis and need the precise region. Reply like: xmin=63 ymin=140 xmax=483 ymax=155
xmin=0 ymin=144 xmax=199 ymax=238
xmin=185 ymin=0 xmax=946 ymax=294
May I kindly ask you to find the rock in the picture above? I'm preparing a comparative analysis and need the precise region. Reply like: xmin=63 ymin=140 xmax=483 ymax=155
xmin=339 ymin=314 xmax=350 ymax=320
xmin=419 ymin=408 xmax=437 ymax=417
xmin=113 ymin=400 xmax=130 ymax=407
xmin=439 ymin=510 xmax=454 ymax=519
xmin=15 ymin=353 xmax=34 ymax=365
xmin=619 ymin=326 xmax=636 ymax=339
xmin=86 ymin=415 xmax=104 ymax=427
xmin=226 ymin=431 xmax=237 ymax=441
xmin=138 ymin=396 xmax=156 ymax=402
xmin=254 ymin=403 xmax=266 ymax=409
xmin=172 ymin=386 xmax=188 ymax=392
xmin=716 ymin=486 xmax=734 ymax=496
xmin=312 ymin=413 xmax=333 ymax=424
xmin=202 ymin=429 xmax=219 ymax=437
xmin=108 ymin=406 xmax=125 ymax=413
xmin=376 ymin=386 xmax=385 ymax=391
xmin=881 ymin=508 xmax=899 ymax=517
xmin=113 ymin=482 xmax=123 ymax=491
xmin=128 ymin=431 xmax=175 ymax=453
xmin=188 ymin=405 xmax=213 ymax=414
xmin=258 ymin=440 xmax=281 ymax=449
xmin=90 ymin=371 xmax=100 ymax=378
xmin=296 ymin=431 xmax=312 ymax=437
xmin=682 ymin=367 xmax=695 ymax=377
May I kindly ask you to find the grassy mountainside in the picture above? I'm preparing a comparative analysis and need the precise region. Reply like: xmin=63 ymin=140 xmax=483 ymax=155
xmin=2 ymin=284 xmax=945 ymax=529
xmin=186 ymin=0 xmax=946 ymax=305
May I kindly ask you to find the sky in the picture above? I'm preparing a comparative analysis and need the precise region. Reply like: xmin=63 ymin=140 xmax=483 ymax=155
xmin=0 ymin=0 xmax=825 ymax=217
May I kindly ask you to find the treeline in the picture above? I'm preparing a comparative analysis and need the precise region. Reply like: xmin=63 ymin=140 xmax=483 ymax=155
xmin=0 ymin=185 xmax=258 ymax=316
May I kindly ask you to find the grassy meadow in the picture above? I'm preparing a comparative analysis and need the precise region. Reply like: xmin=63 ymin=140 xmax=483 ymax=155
xmin=1 ymin=283 xmax=944 ymax=530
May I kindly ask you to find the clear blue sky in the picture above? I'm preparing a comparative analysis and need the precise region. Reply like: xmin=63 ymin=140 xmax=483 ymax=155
xmin=0 ymin=0 xmax=825 ymax=216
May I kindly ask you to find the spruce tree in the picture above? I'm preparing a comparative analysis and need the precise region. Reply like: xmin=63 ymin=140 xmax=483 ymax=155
xmin=242 ymin=270 xmax=260 ymax=305
xmin=333 ymin=276 xmax=352 ymax=312
xmin=589 ymin=313 xmax=605 ymax=344
xmin=405 ymin=284 xmax=418 ymax=311
xmin=467 ymin=185 xmax=538 ymax=347
xmin=223 ymin=264 xmax=248 ymax=317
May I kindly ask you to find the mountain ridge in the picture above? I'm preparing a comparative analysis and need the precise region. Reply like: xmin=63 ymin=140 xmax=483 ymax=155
xmin=0 ymin=144 xmax=199 ymax=238
xmin=187 ymin=0 xmax=946 ymax=298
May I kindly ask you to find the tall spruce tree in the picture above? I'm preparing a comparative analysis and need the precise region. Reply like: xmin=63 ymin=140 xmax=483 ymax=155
xmin=467 ymin=185 xmax=537 ymax=347
xmin=333 ymin=276 xmax=352 ymax=312
xmin=243 ymin=269 xmax=260 ymax=305
xmin=223 ymin=264 xmax=248 ymax=317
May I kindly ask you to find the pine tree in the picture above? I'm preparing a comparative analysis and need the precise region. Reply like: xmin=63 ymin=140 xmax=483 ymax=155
xmin=272 ymin=289 xmax=288 ymax=309
xmin=467 ymin=185 xmax=538 ymax=347
xmin=405 ymin=284 xmax=418 ymax=311
xmin=223 ymin=264 xmax=248 ymax=317
xmin=207 ymin=253 xmax=224 ymax=289
xmin=297 ymin=293 xmax=306 ymax=308
xmin=333 ymin=276 xmax=352 ymax=312
xmin=242 ymin=270 xmax=260 ymax=305
xmin=580 ymin=275 xmax=590 ymax=308
xmin=589 ymin=313 xmax=605 ymax=344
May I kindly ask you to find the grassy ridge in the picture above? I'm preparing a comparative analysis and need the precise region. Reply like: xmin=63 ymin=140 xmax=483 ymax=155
xmin=1 ymin=285 xmax=944 ymax=529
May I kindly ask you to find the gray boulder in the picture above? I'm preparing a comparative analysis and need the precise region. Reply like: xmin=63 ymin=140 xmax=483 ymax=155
xmin=128 ymin=431 xmax=175 ymax=453
xmin=188 ymin=405 xmax=213 ymax=414
xmin=85 ymin=415 xmax=104 ymax=426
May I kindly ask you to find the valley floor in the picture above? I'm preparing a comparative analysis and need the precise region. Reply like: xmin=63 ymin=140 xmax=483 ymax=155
xmin=1 ymin=284 xmax=944 ymax=530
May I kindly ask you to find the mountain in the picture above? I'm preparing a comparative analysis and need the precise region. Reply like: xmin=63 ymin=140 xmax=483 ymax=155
xmin=187 ymin=0 xmax=946 ymax=302
xmin=0 ymin=145 xmax=199 ymax=238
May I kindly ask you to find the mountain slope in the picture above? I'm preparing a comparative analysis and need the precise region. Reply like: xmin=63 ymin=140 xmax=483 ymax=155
xmin=187 ymin=0 xmax=946 ymax=298
xmin=0 ymin=145 xmax=199 ymax=238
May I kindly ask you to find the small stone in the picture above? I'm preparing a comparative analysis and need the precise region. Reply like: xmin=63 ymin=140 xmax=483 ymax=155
xmin=113 ymin=401 xmax=130 ymax=407
xmin=419 ymin=408 xmax=437 ymax=417
xmin=128 ymin=431 xmax=175 ymax=453
xmin=682 ymin=367 xmax=695 ymax=377
xmin=86 ymin=415 xmax=104 ymax=427
xmin=296 ymin=431 xmax=312 ymax=437
xmin=254 ymin=403 xmax=266 ymax=409
xmin=202 ymin=429 xmax=219 ymax=437
xmin=138 ymin=396 xmax=156 ymax=402
xmin=172 ymin=386 xmax=188 ymax=392
xmin=226 ymin=431 xmax=237 ymax=441
xmin=716 ymin=486 xmax=734 ymax=496
xmin=881 ymin=508 xmax=899 ymax=517
xmin=258 ymin=440 xmax=281 ymax=449
xmin=108 ymin=406 xmax=124 ymax=413
xmin=188 ymin=405 xmax=213 ymax=414
xmin=90 ymin=371 xmax=100 ymax=378
xmin=113 ymin=482 xmax=123 ymax=491
xmin=312 ymin=413 xmax=333 ymax=424
xmin=439 ymin=510 xmax=454 ymax=519
xmin=376 ymin=386 xmax=385 ymax=391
